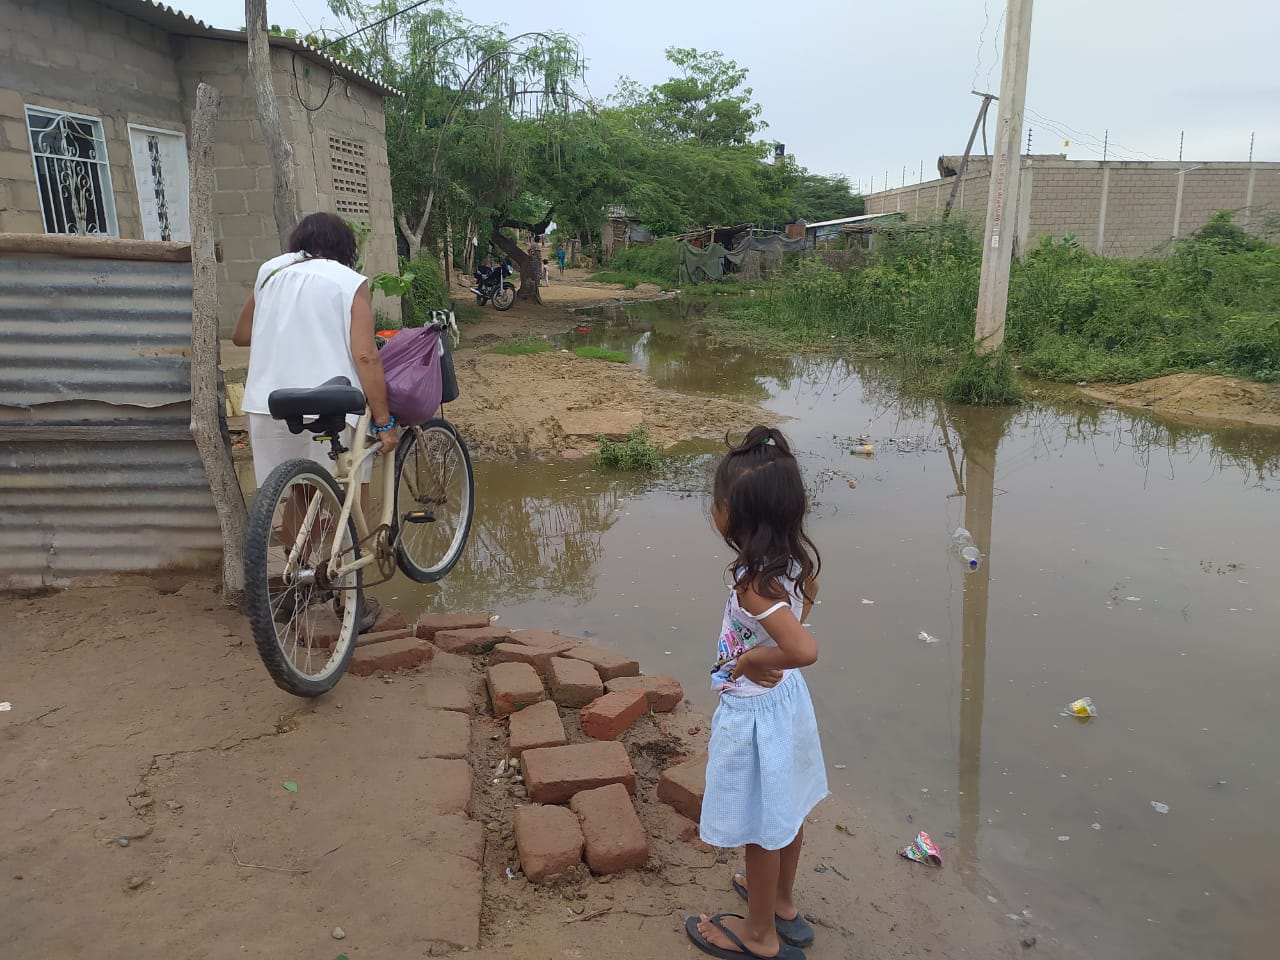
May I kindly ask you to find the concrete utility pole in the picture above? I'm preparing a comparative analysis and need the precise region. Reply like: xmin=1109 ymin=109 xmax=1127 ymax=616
xmin=973 ymin=0 xmax=1034 ymax=355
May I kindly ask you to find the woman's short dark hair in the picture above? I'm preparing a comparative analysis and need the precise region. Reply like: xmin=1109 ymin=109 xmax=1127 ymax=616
xmin=287 ymin=212 xmax=358 ymax=268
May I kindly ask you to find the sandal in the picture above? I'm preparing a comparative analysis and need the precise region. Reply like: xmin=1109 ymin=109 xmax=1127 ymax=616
xmin=732 ymin=874 xmax=815 ymax=948
xmin=684 ymin=914 xmax=806 ymax=960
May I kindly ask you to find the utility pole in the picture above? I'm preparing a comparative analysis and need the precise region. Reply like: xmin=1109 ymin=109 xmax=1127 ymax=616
xmin=944 ymin=91 xmax=996 ymax=220
xmin=973 ymin=0 xmax=1034 ymax=356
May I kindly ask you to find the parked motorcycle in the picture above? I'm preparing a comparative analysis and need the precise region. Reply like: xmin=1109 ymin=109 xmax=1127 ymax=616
xmin=471 ymin=261 xmax=515 ymax=311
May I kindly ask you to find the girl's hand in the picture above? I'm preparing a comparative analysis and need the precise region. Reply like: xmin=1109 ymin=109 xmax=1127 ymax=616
xmin=731 ymin=649 xmax=784 ymax=688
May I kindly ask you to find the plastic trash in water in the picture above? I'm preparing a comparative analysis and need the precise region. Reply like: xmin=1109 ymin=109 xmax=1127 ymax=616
xmin=899 ymin=831 xmax=943 ymax=868
xmin=1151 ymin=801 xmax=1170 ymax=814
xmin=918 ymin=631 xmax=942 ymax=644
xmin=0 ymin=702 xmax=10 ymax=712
xmin=850 ymin=444 xmax=874 ymax=456
xmin=1063 ymin=697 xmax=1098 ymax=718
xmin=952 ymin=527 xmax=982 ymax=570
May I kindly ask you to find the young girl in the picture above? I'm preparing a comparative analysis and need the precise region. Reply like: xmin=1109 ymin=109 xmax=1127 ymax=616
xmin=687 ymin=426 xmax=828 ymax=960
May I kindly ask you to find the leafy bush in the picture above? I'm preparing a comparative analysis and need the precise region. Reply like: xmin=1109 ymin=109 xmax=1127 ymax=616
xmin=595 ymin=426 xmax=662 ymax=471
xmin=597 ymin=239 xmax=682 ymax=287
xmin=399 ymin=254 xmax=449 ymax=327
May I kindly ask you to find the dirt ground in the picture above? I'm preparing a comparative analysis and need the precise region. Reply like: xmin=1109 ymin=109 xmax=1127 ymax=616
xmin=1079 ymin=372 xmax=1280 ymax=429
xmin=1 ymin=576 xmax=1076 ymax=960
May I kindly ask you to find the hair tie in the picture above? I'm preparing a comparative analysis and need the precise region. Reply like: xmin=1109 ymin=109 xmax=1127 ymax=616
xmin=761 ymin=436 xmax=774 ymax=446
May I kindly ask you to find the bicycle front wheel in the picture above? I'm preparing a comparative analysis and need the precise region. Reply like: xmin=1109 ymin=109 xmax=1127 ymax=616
xmin=244 ymin=459 xmax=363 ymax=697
xmin=393 ymin=419 xmax=474 ymax=582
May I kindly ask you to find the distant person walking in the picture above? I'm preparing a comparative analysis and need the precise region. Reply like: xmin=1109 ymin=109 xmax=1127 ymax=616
xmin=555 ymin=243 xmax=566 ymax=276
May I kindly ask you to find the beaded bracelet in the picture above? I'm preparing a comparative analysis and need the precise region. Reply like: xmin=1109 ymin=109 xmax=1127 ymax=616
xmin=371 ymin=415 xmax=397 ymax=433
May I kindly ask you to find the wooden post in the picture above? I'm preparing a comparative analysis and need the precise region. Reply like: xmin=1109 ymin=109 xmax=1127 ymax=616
xmin=246 ymin=0 xmax=297 ymax=249
xmin=188 ymin=82 xmax=249 ymax=608
xmin=974 ymin=0 xmax=1034 ymax=355
xmin=946 ymin=94 xmax=996 ymax=221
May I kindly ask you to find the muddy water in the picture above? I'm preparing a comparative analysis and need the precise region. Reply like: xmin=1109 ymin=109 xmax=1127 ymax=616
xmin=369 ymin=301 xmax=1280 ymax=960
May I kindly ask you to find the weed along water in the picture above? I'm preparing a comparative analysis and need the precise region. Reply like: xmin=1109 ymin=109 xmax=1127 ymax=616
xmin=366 ymin=300 xmax=1279 ymax=960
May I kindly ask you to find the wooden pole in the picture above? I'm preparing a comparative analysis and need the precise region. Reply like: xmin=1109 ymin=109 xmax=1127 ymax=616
xmin=973 ymin=0 xmax=1034 ymax=355
xmin=246 ymin=0 xmax=297 ymax=249
xmin=188 ymin=82 xmax=249 ymax=608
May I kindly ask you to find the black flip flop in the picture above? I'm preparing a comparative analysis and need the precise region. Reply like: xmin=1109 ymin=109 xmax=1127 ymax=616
xmin=732 ymin=875 xmax=816 ymax=948
xmin=685 ymin=914 xmax=806 ymax=960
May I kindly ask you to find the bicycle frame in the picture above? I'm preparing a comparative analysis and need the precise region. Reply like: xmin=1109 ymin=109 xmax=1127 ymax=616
xmin=279 ymin=409 xmax=406 ymax=585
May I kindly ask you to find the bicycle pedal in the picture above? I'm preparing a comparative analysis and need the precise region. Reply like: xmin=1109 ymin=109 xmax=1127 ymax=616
xmin=403 ymin=510 xmax=437 ymax=524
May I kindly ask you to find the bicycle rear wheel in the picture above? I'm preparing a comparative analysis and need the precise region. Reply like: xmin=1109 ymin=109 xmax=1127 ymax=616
xmin=244 ymin=458 xmax=363 ymax=697
xmin=393 ymin=419 xmax=474 ymax=583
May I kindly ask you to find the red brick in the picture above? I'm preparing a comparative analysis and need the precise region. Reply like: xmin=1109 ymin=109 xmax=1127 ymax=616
xmin=490 ymin=641 xmax=574 ymax=678
xmin=605 ymin=674 xmax=684 ymax=713
xmin=508 ymin=700 xmax=567 ymax=757
xmin=522 ymin=741 xmax=636 ymax=804
xmin=415 ymin=612 xmax=492 ymax=641
xmin=371 ymin=607 xmax=409 ymax=632
xmin=580 ymin=689 xmax=648 ymax=741
xmin=486 ymin=661 xmax=545 ymax=717
xmin=354 ymin=627 xmax=414 ymax=647
xmin=514 ymin=805 xmax=584 ymax=882
xmin=435 ymin=625 xmax=511 ymax=654
xmin=348 ymin=636 xmax=435 ymax=676
xmin=547 ymin=656 xmax=604 ymax=708
xmin=570 ymin=783 xmax=649 ymax=875
xmin=562 ymin=643 xmax=641 ymax=681
xmin=507 ymin=629 xmax=583 ymax=652
xmin=657 ymin=755 xmax=706 ymax=823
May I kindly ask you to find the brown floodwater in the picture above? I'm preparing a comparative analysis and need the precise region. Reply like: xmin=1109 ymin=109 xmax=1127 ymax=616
xmin=329 ymin=300 xmax=1277 ymax=960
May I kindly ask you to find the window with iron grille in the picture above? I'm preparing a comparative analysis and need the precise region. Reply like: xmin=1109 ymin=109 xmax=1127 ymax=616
xmin=329 ymin=135 xmax=369 ymax=220
xmin=26 ymin=106 xmax=119 ymax=236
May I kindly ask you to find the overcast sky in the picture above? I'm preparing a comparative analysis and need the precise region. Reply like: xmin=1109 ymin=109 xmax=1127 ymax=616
xmin=181 ymin=0 xmax=1280 ymax=190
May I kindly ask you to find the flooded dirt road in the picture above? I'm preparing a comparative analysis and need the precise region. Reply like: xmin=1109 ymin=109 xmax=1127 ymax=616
xmin=370 ymin=301 xmax=1280 ymax=960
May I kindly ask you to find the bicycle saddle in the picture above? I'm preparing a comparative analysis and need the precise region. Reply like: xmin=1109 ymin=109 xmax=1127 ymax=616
xmin=268 ymin=376 xmax=367 ymax=421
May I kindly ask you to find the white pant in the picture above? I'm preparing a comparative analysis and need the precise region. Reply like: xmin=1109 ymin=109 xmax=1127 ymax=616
xmin=247 ymin=413 xmax=373 ymax=487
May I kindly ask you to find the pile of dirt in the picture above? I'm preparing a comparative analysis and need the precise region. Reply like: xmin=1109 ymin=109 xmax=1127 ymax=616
xmin=446 ymin=351 xmax=776 ymax=458
xmin=1081 ymin=373 xmax=1280 ymax=429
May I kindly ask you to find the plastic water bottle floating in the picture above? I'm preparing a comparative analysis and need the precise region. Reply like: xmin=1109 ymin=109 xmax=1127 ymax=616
xmin=951 ymin=527 xmax=982 ymax=570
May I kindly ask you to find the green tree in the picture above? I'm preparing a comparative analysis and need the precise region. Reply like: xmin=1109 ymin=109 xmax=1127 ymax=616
xmin=787 ymin=171 xmax=864 ymax=223
xmin=618 ymin=47 xmax=764 ymax=147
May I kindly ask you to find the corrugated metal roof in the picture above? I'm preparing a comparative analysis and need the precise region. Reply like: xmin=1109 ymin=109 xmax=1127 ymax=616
xmin=802 ymin=213 xmax=904 ymax=230
xmin=96 ymin=0 xmax=402 ymax=97
xmin=0 ymin=247 xmax=222 ymax=588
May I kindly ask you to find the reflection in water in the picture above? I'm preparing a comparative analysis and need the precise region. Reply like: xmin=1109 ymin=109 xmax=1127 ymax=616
xmin=378 ymin=463 xmax=656 ymax=613
xmin=951 ymin=407 xmax=1016 ymax=874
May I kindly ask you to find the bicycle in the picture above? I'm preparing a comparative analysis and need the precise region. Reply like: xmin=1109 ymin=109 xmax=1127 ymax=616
xmin=243 ymin=376 xmax=474 ymax=698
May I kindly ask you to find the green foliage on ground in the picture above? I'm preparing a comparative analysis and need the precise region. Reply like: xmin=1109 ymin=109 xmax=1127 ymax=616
xmin=944 ymin=350 xmax=1024 ymax=405
xmin=591 ymin=239 xmax=682 ymax=288
xmin=717 ymin=214 xmax=1280 ymax=394
xmin=573 ymin=346 xmax=630 ymax=363
xmin=595 ymin=427 xmax=662 ymax=472
xmin=488 ymin=336 xmax=553 ymax=356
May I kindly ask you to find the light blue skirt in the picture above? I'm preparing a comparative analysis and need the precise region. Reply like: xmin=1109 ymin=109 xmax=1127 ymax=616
xmin=699 ymin=670 xmax=829 ymax=851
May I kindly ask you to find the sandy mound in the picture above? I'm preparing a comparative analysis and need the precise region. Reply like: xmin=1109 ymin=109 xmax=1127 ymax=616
xmin=1080 ymin=373 xmax=1280 ymax=429
xmin=447 ymin=351 xmax=776 ymax=458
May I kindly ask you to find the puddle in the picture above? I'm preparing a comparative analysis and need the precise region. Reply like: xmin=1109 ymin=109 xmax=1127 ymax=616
xmin=258 ymin=298 xmax=1280 ymax=960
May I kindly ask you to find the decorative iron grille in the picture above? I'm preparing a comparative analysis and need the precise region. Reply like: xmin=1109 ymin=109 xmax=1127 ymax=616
xmin=26 ymin=106 xmax=118 ymax=236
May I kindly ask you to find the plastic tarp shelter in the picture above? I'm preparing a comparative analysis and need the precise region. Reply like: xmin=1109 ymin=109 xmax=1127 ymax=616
xmin=679 ymin=234 xmax=808 ymax=284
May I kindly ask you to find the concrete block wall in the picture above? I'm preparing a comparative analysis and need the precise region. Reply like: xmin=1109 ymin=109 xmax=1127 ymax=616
xmin=0 ymin=0 xmax=186 ymax=238
xmin=863 ymin=157 xmax=1280 ymax=257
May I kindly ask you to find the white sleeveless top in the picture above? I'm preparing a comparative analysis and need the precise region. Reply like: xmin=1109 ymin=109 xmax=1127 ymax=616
xmin=710 ymin=568 xmax=805 ymax=698
xmin=240 ymin=253 xmax=369 ymax=416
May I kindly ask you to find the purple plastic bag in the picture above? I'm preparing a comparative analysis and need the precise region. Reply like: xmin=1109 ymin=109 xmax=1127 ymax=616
xmin=379 ymin=326 xmax=443 ymax=426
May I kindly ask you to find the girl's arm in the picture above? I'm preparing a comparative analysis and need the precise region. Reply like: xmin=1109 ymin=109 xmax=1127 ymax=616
xmin=732 ymin=584 xmax=819 ymax=679
xmin=802 ymin=577 xmax=819 ymax=622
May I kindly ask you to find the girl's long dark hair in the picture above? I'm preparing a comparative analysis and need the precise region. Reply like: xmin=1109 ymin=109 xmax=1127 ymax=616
xmin=713 ymin=425 xmax=821 ymax=603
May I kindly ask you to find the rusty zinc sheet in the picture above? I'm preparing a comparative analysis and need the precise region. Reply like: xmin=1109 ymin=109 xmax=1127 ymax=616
xmin=0 ymin=243 xmax=222 ymax=589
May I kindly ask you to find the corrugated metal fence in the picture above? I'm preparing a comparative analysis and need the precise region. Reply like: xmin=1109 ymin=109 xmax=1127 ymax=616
xmin=0 ymin=235 xmax=222 ymax=589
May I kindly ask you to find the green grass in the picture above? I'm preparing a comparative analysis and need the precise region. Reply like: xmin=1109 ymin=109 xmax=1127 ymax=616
xmin=588 ymin=269 xmax=660 ymax=289
xmin=711 ymin=215 xmax=1280 ymax=402
xmin=595 ymin=426 xmax=662 ymax=472
xmin=593 ymin=238 xmax=682 ymax=289
xmin=573 ymin=345 xmax=630 ymax=363
xmin=488 ymin=335 xmax=553 ymax=356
